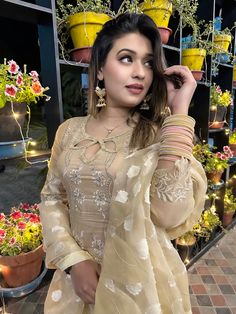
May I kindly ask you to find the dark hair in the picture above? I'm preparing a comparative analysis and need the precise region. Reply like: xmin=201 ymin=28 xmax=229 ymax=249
xmin=88 ymin=13 xmax=169 ymax=149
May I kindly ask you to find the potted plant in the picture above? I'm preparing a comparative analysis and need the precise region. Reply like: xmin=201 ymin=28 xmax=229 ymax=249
xmin=0 ymin=59 xmax=49 ymax=144
xmin=176 ymin=230 xmax=196 ymax=263
xmin=193 ymin=143 xmax=233 ymax=184
xmin=223 ymin=188 xmax=236 ymax=227
xmin=181 ymin=20 xmax=214 ymax=80
xmin=193 ymin=208 xmax=222 ymax=248
xmin=229 ymin=129 xmax=236 ymax=156
xmin=56 ymin=0 xmax=115 ymax=63
xmin=0 ymin=203 xmax=44 ymax=288
xmin=209 ymin=83 xmax=233 ymax=129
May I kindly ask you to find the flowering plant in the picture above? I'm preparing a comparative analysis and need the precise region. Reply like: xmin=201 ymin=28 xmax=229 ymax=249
xmin=0 ymin=203 xmax=42 ymax=256
xmin=193 ymin=143 xmax=233 ymax=173
xmin=229 ymin=129 xmax=236 ymax=145
xmin=0 ymin=59 xmax=50 ymax=109
xmin=210 ymin=83 xmax=233 ymax=109
xmin=224 ymin=188 xmax=236 ymax=213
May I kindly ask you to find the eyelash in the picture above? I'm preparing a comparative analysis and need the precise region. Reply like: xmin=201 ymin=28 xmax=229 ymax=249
xmin=119 ymin=55 xmax=153 ymax=68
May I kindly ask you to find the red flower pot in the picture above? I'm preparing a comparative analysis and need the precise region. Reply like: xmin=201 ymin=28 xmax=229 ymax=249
xmin=191 ymin=70 xmax=204 ymax=81
xmin=222 ymin=211 xmax=235 ymax=227
xmin=158 ymin=27 xmax=172 ymax=44
xmin=70 ymin=47 xmax=92 ymax=63
xmin=206 ymin=171 xmax=223 ymax=184
xmin=0 ymin=245 xmax=44 ymax=288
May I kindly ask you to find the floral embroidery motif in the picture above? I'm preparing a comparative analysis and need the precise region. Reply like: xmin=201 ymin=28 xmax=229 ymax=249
xmin=73 ymin=188 xmax=85 ymax=207
xmin=67 ymin=167 xmax=83 ymax=184
xmin=91 ymin=236 xmax=104 ymax=260
xmin=127 ymin=165 xmax=140 ymax=178
xmin=91 ymin=168 xmax=107 ymax=186
xmin=133 ymin=180 xmax=141 ymax=196
xmin=125 ymin=282 xmax=143 ymax=295
xmin=51 ymin=226 xmax=65 ymax=233
xmin=93 ymin=190 xmax=108 ymax=219
xmin=136 ymin=238 xmax=149 ymax=260
xmin=115 ymin=190 xmax=128 ymax=203
xmin=51 ymin=290 xmax=62 ymax=302
xmin=124 ymin=215 xmax=133 ymax=231
xmin=145 ymin=303 xmax=162 ymax=314
xmin=54 ymin=242 xmax=65 ymax=255
xmin=151 ymin=158 xmax=192 ymax=202
xmin=104 ymin=279 xmax=116 ymax=293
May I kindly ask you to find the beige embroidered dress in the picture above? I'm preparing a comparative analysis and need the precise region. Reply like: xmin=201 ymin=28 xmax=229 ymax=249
xmin=39 ymin=115 xmax=207 ymax=314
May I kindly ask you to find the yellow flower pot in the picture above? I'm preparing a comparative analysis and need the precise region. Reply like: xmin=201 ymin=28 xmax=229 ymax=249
xmin=213 ymin=34 xmax=231 ymax=53
xmin=68 ymin=12 xmax=111 ymax=49
xmin=181 ymin=48 xmax=206 ymax=71
xmin=140 ymin=0 xmax=172 ymax=28
xmin=233 ymin=63 xmax=236 ymax=87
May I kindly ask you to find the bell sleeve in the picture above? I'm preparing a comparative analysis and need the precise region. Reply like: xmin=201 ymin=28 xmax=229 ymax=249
xmin=150 ymin=114 xmax=207 ymax=240
xmin=39 ymin=119 xmax=93 ymax=271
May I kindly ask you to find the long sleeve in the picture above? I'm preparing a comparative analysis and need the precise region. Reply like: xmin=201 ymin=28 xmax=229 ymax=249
xmin=39 ymin=119 xmax=93 ymax=271
xmin=150 ymin=154 xmax=207 ymax=240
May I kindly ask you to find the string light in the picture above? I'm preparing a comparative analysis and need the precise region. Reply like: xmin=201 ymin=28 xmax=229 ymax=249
xmin=10 ymin=101 xmax=49 ymax=165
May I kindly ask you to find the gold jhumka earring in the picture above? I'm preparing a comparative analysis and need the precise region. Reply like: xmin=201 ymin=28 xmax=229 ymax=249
xmin=140 ymin=94 xmax=152 ymax=110
xmin=95 ymin=84 xmax=106 ymax=107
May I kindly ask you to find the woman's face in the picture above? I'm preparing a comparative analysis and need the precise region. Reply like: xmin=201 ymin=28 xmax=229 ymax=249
xmin=97 ymin=32 xmax=154 ymax=109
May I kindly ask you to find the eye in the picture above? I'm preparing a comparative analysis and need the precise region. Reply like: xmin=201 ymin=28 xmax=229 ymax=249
xmin=144 ymin=59 xmax=153 ymax=68
xmin=119 ymin=55 xmax=132 ymax=63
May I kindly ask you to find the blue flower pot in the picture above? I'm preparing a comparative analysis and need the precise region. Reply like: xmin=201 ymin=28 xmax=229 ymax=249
xmin=0 ymin=138 xmax=31 ymax=160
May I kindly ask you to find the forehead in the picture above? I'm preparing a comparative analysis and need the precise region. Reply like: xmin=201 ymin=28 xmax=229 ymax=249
xmin=110 ymin=32 xmax=153 ymax=54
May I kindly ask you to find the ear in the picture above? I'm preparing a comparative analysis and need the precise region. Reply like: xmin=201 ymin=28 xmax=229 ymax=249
xmin=97 ymin=68 xmax=104 ymax=81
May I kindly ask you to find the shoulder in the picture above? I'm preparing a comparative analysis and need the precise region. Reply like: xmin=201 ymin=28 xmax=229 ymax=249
xmin=56 ymin=116 xmax=88 ymax=146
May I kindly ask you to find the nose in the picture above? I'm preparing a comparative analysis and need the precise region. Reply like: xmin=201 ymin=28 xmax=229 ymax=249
xmin=131 ymin=61 xmax=145 ymax=80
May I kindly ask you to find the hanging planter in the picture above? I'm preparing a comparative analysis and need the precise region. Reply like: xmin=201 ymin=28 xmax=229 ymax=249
xmin=140 ymin=0 xmax=172 ymax=28
xmin=181 ymin=48 xmax=206 ymax=81
xmin=206 ymin=170 xmax=224 ymax=184
xmin=68 ymin=12 xmax=111 ymax=63
xmin=213 ymin=34 xmax=231 ymax=53
xmin=209 ymin=105 xmax=227 ymax=129
xmin=140 ymin=0 xmax=173 ymax=44
xmin=0 ymin=102 xmax=27 ymax=142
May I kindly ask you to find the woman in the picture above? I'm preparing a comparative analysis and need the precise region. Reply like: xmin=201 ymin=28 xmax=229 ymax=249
xmin=40 ymin=13 xmax=207 ymax=314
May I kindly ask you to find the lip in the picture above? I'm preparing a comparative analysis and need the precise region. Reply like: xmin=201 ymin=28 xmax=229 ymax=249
xmin=126 ymin=84 xmax=144 ymax=95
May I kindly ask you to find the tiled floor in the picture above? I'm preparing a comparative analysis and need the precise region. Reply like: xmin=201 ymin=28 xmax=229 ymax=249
xmin=2 ymin=225 xmax=235 ymax=314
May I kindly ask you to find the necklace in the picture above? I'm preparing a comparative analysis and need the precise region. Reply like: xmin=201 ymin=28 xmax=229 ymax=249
xmin=103 ymin=120 xmax=128 ymax=136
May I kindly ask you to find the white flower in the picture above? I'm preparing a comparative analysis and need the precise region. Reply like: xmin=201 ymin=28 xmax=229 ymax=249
xmin=115 ymin=190 xmax=128 ymax=203
xmin=51 ymin=226 xmax=65 ymax=233
xmin=145 ymin=303 xmax=162 ymax=314
xmin=133 ymin=181 xmax=141 ymax=196
xmin=124 ymin=215 xmax=133 ymax=231
xmin=127 ymin=165 xmax=140 ymax=178
xmin=125 ymin=282 xmax=143 ymax=295
xmin=136 ymin=238 xmax=149 ymax=260
xmin=104 ymin=279 xmax=116 ymax=293
xmin=51 ymin=290 xmax=62 ymax=302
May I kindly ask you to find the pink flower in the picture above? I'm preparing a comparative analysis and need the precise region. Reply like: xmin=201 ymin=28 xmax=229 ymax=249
xmin=216 ymin=86 xmax=222 ymax=93
xmin=8 ymin=60 xmax=19 ymax=74
xmin=16 ymin=73 xmax=23 ymax=86
xmin=220 ymin=155 xmax=226 ymax=160
xmin=29 ymin=213 xmax=40 ymax=223
xmin=215 ymin=152 xmax=222 ymax=159
xmin=9 ymin=237 xmax=16 ymax=245
xmin=0 ymin=229 xmax=6 ymax=238
xmin=11 ymin=211 xmax=22 ymax=220
xmin=24 ymin=213 xmax=31 ymax=219
xmin=29 ymin=70 xmax=39 ymax=80
xmin=31 ymin=204 xmax=39 ymax=211
xmin=22 ymin=203 xmax=30 ymax=210
xmin=5 ymin=84 xmax=17 ymax=97
xmin=31 ymin=81 xmax=43 ymax=95
xmin=0 ymin=213 xmax=5 ymax=221
xmin=17 ymin=221 xmax=26 ymax=230
xmin=223 ymin=146 xmax=230 ymax=152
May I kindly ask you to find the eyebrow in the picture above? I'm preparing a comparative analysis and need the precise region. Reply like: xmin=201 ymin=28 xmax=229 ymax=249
xmin=117 ymin=48 xmax=153 ymax=57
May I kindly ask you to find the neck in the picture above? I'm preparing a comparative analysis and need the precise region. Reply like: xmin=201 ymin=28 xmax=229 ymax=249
xmin=97 ymin=107 xmax=130 ymax=123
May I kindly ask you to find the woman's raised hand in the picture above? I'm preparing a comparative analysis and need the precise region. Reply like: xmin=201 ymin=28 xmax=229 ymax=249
xmin=164 ymin=65 xmax=197 ymax=115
